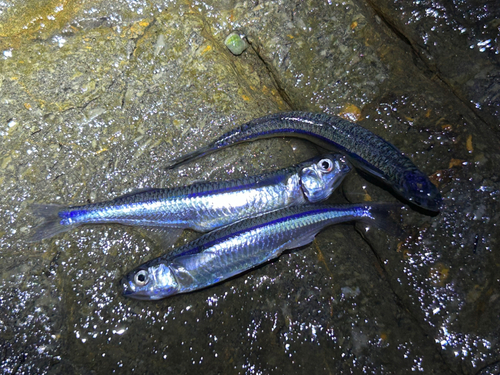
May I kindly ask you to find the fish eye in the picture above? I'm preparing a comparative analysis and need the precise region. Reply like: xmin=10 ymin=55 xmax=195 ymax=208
xmin=317 ymin=158 xmax=334 ymax=172
xmin=134 ymin=270 xmax=149 ymax=286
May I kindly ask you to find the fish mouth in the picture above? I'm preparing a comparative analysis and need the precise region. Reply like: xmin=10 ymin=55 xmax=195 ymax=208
xmin=120 ymin=277 xmax=134 ymax=296
xmin=426 ymin=197 xmax=443 ymax=212
xmin=407 ymin=192 xmax=443 ymax=213
xmin=120 ymin=277 xmax=163 ymax=300
xmin=120 ymin=277 xmax=146 ymax=299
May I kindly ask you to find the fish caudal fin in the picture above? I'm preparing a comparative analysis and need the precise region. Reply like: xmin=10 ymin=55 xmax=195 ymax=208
xmin=358 ymin=203 xmax=406 ymax=237
xmin=164 ymin=145 xmax=215 ymax=170
xmin=26 ymin=204 xmax=76 ymax=242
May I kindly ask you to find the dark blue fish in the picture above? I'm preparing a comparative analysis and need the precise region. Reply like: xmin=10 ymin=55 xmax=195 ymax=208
xmin=165 ymin=112 xmax=442 ymax=212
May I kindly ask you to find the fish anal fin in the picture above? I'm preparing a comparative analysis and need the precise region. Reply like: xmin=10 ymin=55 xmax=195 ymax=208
xmin=266 ymin=231 xmax=320 ymax=261
xmin=284 ymin=231 xmax=319 ymax=252
xmin=137 ymin=227 xmax=185 ymax=249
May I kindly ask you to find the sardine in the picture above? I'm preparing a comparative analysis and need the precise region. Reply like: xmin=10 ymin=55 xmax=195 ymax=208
xmin=165 ymin=112 xmax=442 ymax=212
xmin=27 ymin=153 xmax=350 ymax=243
xmin=121 ymin=203 xmax=401 ymax=300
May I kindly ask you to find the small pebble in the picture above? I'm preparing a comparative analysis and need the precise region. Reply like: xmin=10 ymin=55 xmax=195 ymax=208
xmin=225 ymin=32 xmax=249 ymax=56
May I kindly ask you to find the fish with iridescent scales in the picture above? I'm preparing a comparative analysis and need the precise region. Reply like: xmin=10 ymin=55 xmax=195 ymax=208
xmin=121 ymin=203 xmax=402 ymax=300
xmin=164 ymin=111 xmax=442 ymax=212
xmin=27 ymin=153 xmax=350 ymax=243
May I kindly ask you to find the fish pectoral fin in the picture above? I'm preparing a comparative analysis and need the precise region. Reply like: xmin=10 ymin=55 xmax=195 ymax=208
xmin=137 ymin=227 xmax=185 ymax=249
xmin=348 ymin=156 xmax=386 ymax=181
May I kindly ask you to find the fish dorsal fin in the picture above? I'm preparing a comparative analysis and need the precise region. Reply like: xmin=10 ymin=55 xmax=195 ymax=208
xmin=115 ymin=188 xmax=164 ymax=200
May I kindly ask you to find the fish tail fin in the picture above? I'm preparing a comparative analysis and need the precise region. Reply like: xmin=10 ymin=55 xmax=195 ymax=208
xmin=164 ymin=145 xmax=215 ymax=170
xmin=26 ymin=204 xmax=76 ymax=242
xmin=358 ymin=202 xmax=406 ymax=237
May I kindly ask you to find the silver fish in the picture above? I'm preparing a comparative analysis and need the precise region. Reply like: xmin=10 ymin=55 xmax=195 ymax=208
xmin=164 ymin=112 xmax=442 ymax=212
xmin=121 ymin=203 xmax=401 ymax=300
xmin=27 ymin=153 xmax=350 ymax=243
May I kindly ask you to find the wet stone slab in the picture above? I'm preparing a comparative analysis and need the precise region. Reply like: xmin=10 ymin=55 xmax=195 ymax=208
xmin=0 ymin=0 xmax=499 ymax=374
xmin=361 ymin=0 xmax=500 ymax=128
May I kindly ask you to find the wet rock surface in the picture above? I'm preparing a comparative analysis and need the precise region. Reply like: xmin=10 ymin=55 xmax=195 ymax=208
xmin=364 ymin=0 xmax=500 ymax=127
xmin=0 ymin=0 xmax=499 ymax=374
